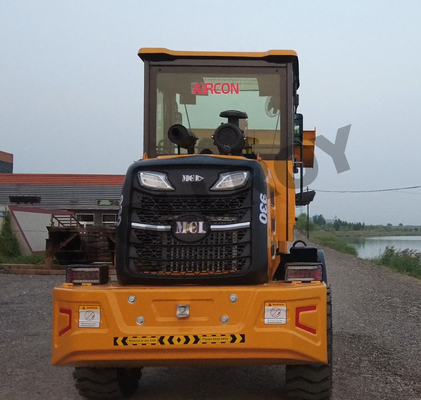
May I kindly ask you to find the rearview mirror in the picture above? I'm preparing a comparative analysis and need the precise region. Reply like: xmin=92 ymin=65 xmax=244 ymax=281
xmin=294 ymin=114 xmax=303 ymax=143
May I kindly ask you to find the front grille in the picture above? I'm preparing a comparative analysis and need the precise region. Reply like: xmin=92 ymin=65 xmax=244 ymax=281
xmin=133 ymin=243 xmax=248 ymax=260
xmin=131 ymin=258 xmax=248 ymax=276
xmin=128 ymin=188 xmax=252 ymax=277
xmin=133 ymin=191 xmax=250 ymax=225
xmin=129 ymin=229 xmax=250 ymax=276
xmin=133 ymin=228 xmax=249 ymax=246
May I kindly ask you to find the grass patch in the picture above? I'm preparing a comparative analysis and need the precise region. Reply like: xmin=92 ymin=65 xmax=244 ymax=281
xmin=306 ymin=231 xmax=358 ymax=256
xmin=0 ymin=253 xmax=45 ymax=265
xmin=371 ymin=247 xmax=421 ymax=279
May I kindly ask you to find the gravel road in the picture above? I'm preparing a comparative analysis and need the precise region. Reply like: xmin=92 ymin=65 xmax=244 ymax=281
xmin=1 ymin=240 xmax=420 ymax=400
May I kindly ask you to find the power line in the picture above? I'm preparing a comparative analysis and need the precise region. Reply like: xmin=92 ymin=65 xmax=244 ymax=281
xmin=313 ymin=185 xmax=421 ymax=193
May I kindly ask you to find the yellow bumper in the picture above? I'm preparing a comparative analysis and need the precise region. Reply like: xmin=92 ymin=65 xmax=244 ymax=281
xmin=52 ymin=281 xmax=327 ymax=367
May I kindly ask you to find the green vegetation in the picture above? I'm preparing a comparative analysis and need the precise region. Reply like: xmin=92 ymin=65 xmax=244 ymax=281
xmin=0 ymin=212 xmax=45 ymax=265
xmin=298 ymin=213 xmax=421 ymax=243
xmin=312 ymin=214 xmax=326 ymax=226
xmin=296 ymin=213 xmax=421 ymax=278
xmin=309 ymin=213 xmax=420 ymax=236
xmin=0 ymin=253 xmax=46 ymax=265
xmin=371 ymin=247 xmax=421 ymax=279
xmin=0 ymin=213 xmax=20 ymax=258
xmin=307 ymin=231 xmax=358 ymax=256
xmin=296 ymin=213 xmax=318 ymax=232
xmin=296 ymin=213 xmax=358 ymax=255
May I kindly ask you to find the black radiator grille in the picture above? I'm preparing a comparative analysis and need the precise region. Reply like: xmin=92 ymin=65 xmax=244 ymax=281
xmin=129 ymin=229 xmax=250 ymax=276
xmin=133 ymin=229 xmax=249 ymax=246
xmin=133 ymin=191 xmax=249 ymax=225
xmin=131 ymin=256 xmax=248 ymax=276
xmin=128 ymin=188 xmax=252 ymax=277
xmin=133 ymin=242 xmax=248 ymax=260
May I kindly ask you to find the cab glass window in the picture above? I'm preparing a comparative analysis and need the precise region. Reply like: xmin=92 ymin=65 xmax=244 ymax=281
xmin=151 ymin=67 xmax=286 ymax=158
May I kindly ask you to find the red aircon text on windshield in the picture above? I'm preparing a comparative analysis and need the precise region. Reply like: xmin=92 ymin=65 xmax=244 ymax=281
xmin=191 ymin=82 xmax=239 ymax=95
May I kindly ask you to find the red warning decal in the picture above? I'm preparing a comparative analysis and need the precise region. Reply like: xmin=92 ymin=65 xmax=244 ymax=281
xmin=295 ymin=306 xmax=317 ymax=335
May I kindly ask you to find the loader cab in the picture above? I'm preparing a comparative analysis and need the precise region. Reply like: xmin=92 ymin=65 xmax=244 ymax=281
xmin=114 ymin=49 xmax=314 ymax=286
xmin=138 ymin=48 xmax=300 ymax=161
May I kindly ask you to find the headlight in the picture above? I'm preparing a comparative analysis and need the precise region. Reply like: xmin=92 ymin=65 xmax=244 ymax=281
xmin=138 ymin=171 xmax=175 ymax=191
xmin=210 ymin=171 xmax=250 ymax=191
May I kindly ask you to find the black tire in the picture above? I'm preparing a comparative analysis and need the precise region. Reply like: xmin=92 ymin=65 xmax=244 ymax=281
xmin=285 ymin=286 xmax=332 ymax=400
xmin=73 ymin=367 xmax=141 ymax=399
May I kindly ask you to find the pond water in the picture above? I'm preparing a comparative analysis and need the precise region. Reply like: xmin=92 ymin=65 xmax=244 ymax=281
xmin=352 ymin=236 xmax=421 ymax=259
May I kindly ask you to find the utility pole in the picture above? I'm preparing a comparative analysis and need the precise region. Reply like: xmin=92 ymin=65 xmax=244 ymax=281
xmin=306 ymin=186 xmax=310 ymax=239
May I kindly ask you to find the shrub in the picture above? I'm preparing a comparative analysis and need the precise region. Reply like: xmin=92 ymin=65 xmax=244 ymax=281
xmin=0 ymin=213 xmax=20 ymax=258
xmin=296 ymin=213 xmax=318 ymax=232
xmin=375 ymin=246 xmax=421 ymax=278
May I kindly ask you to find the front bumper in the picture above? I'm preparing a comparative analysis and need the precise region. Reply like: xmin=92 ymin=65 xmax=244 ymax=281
xmin=52 ymin=281 xmax=328 ymax=367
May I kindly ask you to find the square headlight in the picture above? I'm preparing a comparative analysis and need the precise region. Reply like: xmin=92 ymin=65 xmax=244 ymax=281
xmin=210 ymin=171 xmax=250 ymax=191
xmin=138 ymin=171 xmax=175 ymax=191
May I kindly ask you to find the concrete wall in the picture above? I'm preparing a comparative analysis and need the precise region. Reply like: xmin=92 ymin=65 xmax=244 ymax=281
xmin=8 ymin=207 xmax=75 ymax=255
xmin=13 ymin=211 xmax=52 ymax=253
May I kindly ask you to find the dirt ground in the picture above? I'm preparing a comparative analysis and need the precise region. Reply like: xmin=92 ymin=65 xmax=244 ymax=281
xmin=1 ymin=238 xmax=420 ymax=400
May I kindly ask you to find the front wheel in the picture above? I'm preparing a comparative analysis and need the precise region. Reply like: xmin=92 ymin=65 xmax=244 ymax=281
xmin=285 ymin=286 xmax=332 ymax=399
xmin=73 ymin=367 xmax=142 ymax=399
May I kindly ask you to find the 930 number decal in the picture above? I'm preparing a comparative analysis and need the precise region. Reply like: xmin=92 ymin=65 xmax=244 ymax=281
xmin=259 ymin=193 xmax=267 ymax=224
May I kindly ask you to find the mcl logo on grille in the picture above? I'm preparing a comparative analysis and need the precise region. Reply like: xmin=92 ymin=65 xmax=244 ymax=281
xmin=172 ymin=215 xmax=210 ymax=243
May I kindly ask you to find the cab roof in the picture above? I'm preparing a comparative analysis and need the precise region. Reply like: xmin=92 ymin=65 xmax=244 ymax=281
xmin=138 ymin=48 xmax=299 ymax=86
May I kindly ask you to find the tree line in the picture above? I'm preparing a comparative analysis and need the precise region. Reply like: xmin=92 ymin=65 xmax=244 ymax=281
xmin=308 ymin=214 xmax=418 ymax=232
xmin=312 ymin=215 xmax=365 ymax=231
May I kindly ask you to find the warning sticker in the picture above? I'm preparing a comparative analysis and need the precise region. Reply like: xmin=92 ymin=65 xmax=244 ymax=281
xmin=114 ymin=337 xmax=160 ymax=346
xmin=264 ymin=302 xmax=287 ymax=325
xmin=113 ymin=334 xmax=245 ymax=346
xmin=79 ymin=305 xmax=101 ymax=328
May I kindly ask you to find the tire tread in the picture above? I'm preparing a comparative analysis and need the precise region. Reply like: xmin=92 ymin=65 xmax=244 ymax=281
xmin=73 ymin=368 xmax=141 ymax=399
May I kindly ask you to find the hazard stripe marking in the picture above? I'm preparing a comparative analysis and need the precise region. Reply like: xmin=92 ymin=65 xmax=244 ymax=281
xmin=113 ymin=334 xmax=245 ymax=346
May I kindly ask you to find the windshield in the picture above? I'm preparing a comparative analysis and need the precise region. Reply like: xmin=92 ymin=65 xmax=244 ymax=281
xmin=151 ymin=67 xmax=285 ymax=158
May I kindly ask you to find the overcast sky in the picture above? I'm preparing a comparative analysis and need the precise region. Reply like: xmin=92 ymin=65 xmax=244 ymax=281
xmin=1 ymin=0 xmax=420 ymax=225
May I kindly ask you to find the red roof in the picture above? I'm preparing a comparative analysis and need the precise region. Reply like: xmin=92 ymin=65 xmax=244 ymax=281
xmin=0 ymin=174 xmax=125 ymax=186
xmin=0 ymin=151 xmax=13 ymax=164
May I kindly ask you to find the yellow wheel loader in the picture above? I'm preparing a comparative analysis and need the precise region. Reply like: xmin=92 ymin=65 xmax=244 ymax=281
xmin=52 ymin=48 xmax=332 ymax=400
